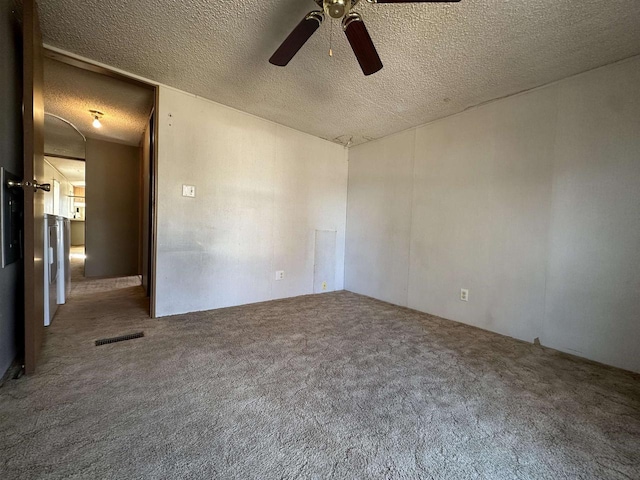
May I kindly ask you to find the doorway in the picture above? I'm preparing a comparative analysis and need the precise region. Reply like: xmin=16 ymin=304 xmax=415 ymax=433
xmin=6 ymin=1 xmax=159 ymax=375
xmin=42 ymin=51 xmax=157 ymax=316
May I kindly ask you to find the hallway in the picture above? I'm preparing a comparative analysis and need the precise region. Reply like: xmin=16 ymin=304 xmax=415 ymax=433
xmin=0 ymin=255 xmax=156 ymax=478
xmin=68 ymin=245 xmax=142 ymax=295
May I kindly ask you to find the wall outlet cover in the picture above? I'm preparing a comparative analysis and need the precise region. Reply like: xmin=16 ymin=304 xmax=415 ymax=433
xmin=460 ymin=288 xmax=469 ymax=301
xmin=322 ymin=281 xmax=327 ymax=291
xmin=275 ymin=270 xmax=285 ymax=280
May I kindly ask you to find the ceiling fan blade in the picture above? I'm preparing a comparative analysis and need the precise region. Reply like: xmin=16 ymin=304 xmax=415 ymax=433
xmin=343 ymin=13 xmax=383 ymax=76
xmin=269 ymin=11 xmax=324 ymax=67
xmin=371 ymin=0 xmax=461 ymax=3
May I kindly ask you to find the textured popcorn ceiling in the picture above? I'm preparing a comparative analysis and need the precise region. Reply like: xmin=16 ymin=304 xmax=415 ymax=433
xmin=46 ymin=156 xmax=85 ymax=185
xmin=44 ymin=113 xmax=86 ymax=159
xmin=44 ymin=57 xmax=154 ymax=146
xmin=39 ymin=0 xmax=640 ymax=146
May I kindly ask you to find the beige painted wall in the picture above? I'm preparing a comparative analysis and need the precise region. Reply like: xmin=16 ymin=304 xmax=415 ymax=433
xmin=70 ymin=221 xmax=85 ymax=246
xmin=346 ymin=57 xmax=640 ymax=373
xmin=85 ymin=138 xmax=141 ymax=277
xmin=155 ymin=87 xmax=348 ymax=317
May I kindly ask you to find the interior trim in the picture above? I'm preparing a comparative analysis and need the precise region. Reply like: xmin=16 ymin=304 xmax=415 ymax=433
xmin=44 ymin=49 xmax=155 ymax=91
xmin=44 ymin=112 xmax=86 ymax=141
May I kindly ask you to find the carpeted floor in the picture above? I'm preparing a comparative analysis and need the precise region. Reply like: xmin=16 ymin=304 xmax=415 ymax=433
xmin=0 ymin=265 xmax=639 ymax=479
xmin=68 ymin=246 xmax=142 ymax=295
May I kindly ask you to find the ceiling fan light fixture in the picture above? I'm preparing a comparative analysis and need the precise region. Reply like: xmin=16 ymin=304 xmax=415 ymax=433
xmin=273 ymin=0 xmax=462 ymax=76
xmin=324 ymin=0 xmax=351 ymax=19
xmin=341 ymin=11 xmax=360 ymax=30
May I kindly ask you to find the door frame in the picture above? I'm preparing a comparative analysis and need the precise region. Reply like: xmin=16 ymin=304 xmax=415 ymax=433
xmin=43 ymin=48 xmax=160 ymax=318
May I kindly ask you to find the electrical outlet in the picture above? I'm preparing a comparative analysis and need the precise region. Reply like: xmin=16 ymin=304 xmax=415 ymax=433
xmin=460 ymin=288 xmax=469 ymax=302
xmin=182 ymin=184 xmax=196 ymax=197
xmin=275 ymin=270 xmax=285 ymax=281
xmin=322 ymin=281 xmax=327 ymax=291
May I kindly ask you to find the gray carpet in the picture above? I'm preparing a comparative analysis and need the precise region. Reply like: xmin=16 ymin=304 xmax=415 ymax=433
xmin=1 ymin=277 xmax=639 ymax=479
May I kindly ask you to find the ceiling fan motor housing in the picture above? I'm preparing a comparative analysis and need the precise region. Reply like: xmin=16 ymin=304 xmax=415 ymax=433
xmin=324 ymin=0 xmax=351 ymax=19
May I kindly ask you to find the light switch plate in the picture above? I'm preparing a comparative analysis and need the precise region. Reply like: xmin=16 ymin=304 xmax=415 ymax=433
xmin=182 ymin=185 xmax=196 ymax=198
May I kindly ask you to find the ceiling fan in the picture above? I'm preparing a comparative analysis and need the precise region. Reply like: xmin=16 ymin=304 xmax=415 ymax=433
xmin=269 ymin=0 xmax=461 ymax=76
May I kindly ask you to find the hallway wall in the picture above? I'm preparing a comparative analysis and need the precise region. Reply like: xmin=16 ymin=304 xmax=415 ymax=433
xmin=85 ymin=138 xmax=141 ymax=278
xmin=0 ymin=0 xmax=23 ymax=378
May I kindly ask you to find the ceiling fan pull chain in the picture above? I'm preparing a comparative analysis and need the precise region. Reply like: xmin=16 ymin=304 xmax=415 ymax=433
xmin=329 ymin=19 xmax=334 ymax=57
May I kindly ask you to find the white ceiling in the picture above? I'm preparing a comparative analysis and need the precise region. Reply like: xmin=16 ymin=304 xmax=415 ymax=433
xmin=44 ymin=57 xmax=154 ymax=146
xmin=39 ymin=0 xmax=640 ymax=146
xmin=46 ymin=156 xmax=85 ymax=186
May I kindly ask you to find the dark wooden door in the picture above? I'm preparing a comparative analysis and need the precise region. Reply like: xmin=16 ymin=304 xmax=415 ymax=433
xmin=22 ymin=0 xmax=46 ymax=374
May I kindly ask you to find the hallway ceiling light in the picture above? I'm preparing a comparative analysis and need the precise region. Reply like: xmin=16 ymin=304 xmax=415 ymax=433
xmin=89 ymin=109 xmax=104 ymax=129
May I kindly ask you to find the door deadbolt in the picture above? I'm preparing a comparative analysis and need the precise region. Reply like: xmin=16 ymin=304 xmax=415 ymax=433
xmin=7 ymin=180 xmax=51 ymax=192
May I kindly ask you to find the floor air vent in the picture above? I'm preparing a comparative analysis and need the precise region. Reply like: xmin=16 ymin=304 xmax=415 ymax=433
xmin=95 ymin=332 xmax=144 ymax=346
